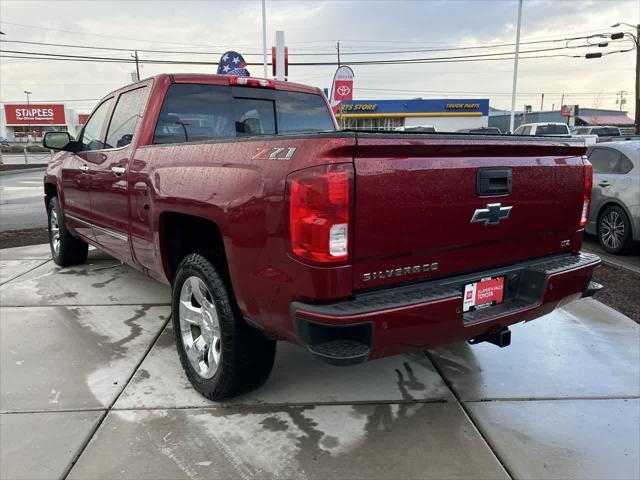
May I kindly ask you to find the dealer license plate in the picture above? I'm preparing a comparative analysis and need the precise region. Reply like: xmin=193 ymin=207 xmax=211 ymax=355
xmin=463 ymin=276 xmax=505 ymax=313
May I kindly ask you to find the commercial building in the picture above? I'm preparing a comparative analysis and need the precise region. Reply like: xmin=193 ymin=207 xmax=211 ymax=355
xmin=0 ymin=104 xmax=89 ymax=142
xmin=335 ymin=99 xmax=490 ymax=131
xmin=489 ymin=107 xmax=635 ymax=134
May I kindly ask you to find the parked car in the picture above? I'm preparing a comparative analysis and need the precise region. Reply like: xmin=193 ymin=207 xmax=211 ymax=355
xmin=394 ymin=125 xmax=436 ymax=132
xmin=43 ymin=74 xmax=601 ymax=400
xmin=0 ymin=136 xmax=10 ymax=151
xmin=585 ymin=141 xmax=640 ymax=253
xmin=571 ymin=126 xmax=622 ymax=138
xmin=512 ymin=122 xmax=571 ymax=136
xmin=457 ymin=127 xmax=502 ymax=134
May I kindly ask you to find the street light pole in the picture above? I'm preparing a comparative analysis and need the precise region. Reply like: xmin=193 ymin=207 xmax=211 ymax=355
xmin=261 ymin=0 xmax=268 ymax=78
xmin=612 ymin=23 xmax=640 ymax=134
xmin=24 ymin=90 xmax=32 ymax=144
xmin=509 ymin=0 xmax=523 ymax=133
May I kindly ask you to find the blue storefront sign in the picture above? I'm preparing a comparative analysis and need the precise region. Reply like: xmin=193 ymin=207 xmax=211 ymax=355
xmin=337 ymin=99 xmax=489 ymax=117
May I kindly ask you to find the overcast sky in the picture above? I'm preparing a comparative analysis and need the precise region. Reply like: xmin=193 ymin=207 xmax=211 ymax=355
xmin=0 ymin=0 xmax=637 ymax=117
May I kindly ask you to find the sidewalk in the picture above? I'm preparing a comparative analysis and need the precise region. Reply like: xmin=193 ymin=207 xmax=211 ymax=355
xmin=1 ymin=244 xmax=638 ymax=480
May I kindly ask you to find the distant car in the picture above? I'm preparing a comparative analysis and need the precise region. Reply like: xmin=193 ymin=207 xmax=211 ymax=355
xmin=0 ymin=136 xmax=10 ymax=150
xmin=457 ymin=127 xmax=502 ymax=134
xmin=571 ymin=126 xmax=622 ymax=138
xmin=585 ymin=141 xmax=640 ymax=254
xmin=394 ymin=125 xmax=436 ymax=132
xmin=512 ymin=122 xmax=571 ymax=136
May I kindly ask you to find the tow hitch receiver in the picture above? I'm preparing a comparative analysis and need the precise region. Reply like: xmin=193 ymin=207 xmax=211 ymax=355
xmin=468 ymin=327 xmax=511 ymax=348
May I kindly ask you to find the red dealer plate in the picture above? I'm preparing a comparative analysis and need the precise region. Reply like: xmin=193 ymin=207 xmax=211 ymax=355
xmin=463 ymin=276 xmax=505 ymax=312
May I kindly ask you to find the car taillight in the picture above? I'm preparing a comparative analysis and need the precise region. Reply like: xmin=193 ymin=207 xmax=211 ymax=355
xmin=288 ymin=163 xmax=353 ymax=263
xmin=580 ymin=158 xmax=593 ymax=228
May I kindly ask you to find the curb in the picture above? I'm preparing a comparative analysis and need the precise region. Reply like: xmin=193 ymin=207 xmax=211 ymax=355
xmin=0 ymin=167 xmax=47 ymax=177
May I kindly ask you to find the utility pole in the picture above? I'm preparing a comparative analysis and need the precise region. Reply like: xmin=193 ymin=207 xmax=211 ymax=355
xmin=615 ymin=91 xmax=627 ymax=111
xmin=540 ymin=93 xmax=544 ymax=111
xmin=261 ymin=0 xmax=268 ymax=78
xmin=560 ymin=93 xmax=565 ymax=109
xmin=509 ymin=0 xmax=523 ymax=133
xmin=131 ymin=50 xmax=140 ymax=82
xmin=336 ymin=41 xmax=341 ymax=67
xmin=24 ymin=90 xmax=32 ymax=144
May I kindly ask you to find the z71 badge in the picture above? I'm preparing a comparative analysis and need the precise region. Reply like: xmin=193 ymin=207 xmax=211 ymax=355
xmin=252 ymin=146 xmax=297 ymax=161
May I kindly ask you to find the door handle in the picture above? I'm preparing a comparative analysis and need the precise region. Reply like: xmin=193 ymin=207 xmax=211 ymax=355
xmin=79 ymin=164 xmax=89 ymax=173
xmin=111 ymin=166 xmax=126 ymax=175
xmin=598 ymin=181 xmax=610 ymax=187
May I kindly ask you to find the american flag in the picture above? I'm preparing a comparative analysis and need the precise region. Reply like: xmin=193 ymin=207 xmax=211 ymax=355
xmin=217 ymin=51 xmax=249 ymax=76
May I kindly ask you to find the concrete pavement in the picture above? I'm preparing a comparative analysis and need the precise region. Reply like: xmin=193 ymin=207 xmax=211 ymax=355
xmin=1 ymin=243 xmax=638 ymax=480
xmin=0 ymin=169 xmax=48 ymax=232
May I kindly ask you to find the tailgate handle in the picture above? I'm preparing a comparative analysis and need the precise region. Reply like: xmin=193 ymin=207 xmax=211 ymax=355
xmin=477 ymin=168 xmax=512 ymax=196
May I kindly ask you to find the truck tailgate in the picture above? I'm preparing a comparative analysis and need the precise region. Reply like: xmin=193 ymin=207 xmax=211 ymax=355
xmin=352 ymin=134 xmax=587 ymax=290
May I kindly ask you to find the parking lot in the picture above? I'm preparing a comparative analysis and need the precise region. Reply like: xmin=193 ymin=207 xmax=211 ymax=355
xmin=1 ymin=243 xmax=638 ymax=480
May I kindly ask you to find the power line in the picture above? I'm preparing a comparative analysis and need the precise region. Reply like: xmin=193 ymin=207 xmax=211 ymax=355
xmin=0 ymin=31 xmax=631 ymax=57
xmin=1 ymin=42 xmax=632 ymax=67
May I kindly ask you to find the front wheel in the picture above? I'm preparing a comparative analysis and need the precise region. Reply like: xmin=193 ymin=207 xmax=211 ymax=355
xmin=172 ymin=253 xmax=276 ymax=400
xmin=598 ymin=205 xmax=633 ymax=254
xmin=48 ymin=197 xmax=88 ymax=266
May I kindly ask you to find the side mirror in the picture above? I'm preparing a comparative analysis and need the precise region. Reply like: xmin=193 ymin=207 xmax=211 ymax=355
xmin=43 ymin=131 xmax=75 ymax=151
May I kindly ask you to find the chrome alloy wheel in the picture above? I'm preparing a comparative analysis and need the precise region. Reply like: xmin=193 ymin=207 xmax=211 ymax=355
xmin=601 ymin=210 xmax=625 ymax=250
xmin=179 ymin=276 xmax=222 ymax=379
xmin=50 ymin=210 xmax=61 ymax=255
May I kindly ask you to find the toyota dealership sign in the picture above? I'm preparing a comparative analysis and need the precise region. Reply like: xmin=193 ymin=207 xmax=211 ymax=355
xmin=4 ymin=104 xmax=66 ymax=125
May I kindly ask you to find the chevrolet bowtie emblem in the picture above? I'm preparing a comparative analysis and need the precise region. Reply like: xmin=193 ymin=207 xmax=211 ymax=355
xmin=471 ymin=203 xmax=513 ymax=225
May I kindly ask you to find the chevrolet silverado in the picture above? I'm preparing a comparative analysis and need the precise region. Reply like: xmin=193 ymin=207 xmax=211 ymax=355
xmin=43 ymin=74 xmax=601 ymax=400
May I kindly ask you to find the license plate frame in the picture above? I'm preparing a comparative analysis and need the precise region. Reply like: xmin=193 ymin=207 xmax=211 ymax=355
xmin=463 ymin=276 xmax=505 ymax=313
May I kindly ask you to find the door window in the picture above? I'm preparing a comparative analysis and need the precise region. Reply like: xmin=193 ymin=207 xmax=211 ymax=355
xmin=105 ymin=87 xmax=148 ymax=149
xmin=80 ymin=99 xmax=113 ymax=151
xmin=588 ymin=148 xmax=630 ymax=174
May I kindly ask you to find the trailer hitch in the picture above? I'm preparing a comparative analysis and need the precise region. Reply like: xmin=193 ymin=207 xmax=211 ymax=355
xmin=468 ymin=327 xmax=511 ymax=348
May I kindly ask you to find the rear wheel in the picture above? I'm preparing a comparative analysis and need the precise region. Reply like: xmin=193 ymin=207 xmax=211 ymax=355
xmin=598 ymin=205 xmax=633 ymax=254
xmin=48 ymin=197 xmax=88 ymax=266
xmin=172 ymin=253 xmax=276 ymax=400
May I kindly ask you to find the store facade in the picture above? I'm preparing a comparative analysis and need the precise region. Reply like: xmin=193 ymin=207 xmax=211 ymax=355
xmin=335 ymin=99 xmax=490 ymax=131
xmin=0 ymin=104 xmax=87 ymax=142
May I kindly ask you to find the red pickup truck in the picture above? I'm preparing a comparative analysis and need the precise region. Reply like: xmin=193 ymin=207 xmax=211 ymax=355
xmin=43 ymin=74 xmax=601 ymax=400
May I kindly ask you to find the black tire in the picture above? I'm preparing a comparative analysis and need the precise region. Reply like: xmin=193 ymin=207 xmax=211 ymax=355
xmin=172 ymin=253 xmax=276 ymax=400
xmin=598 ymin=205 xmax=633 ymax=254
xmin=47 ymin=197 xmax=88 ymax=267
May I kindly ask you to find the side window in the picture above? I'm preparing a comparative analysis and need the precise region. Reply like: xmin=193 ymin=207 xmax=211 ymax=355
xmin=513 ymin=126 xmax=524 ymax=135
xmin=154 ymin=84 xmax=234 ymax=144
xmin=233 ymin=97 xmax=276 ymax=136
xmin=589 ymin=148 xmax=621 ymax=174
xmin=617 ymin=152 xmax=635 ymax=174
xmin=521 ymin=126 xmax=532 ymax=135
xmin=105 ymin=87 xmax=147 ymax=149
xmin=80 ymin=99 xmax=113 ymax=151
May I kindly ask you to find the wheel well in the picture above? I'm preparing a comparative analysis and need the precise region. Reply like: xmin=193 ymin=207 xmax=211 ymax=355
xmin=44 ymin=183 xmax=57 ymax=210
xmin=160 ymin=212 xmax=229 ymax=284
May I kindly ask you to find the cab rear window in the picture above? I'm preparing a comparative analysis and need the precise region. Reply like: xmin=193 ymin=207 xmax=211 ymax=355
xmin=154 ymin=84 xmax=335 ymax=144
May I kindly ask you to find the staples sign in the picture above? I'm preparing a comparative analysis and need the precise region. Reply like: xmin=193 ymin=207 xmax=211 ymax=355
xmin=4 ymin=104 xmax=66 ymax=125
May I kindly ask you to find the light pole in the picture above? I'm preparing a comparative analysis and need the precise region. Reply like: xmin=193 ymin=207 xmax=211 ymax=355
xmin=261 ymin=0 xmax=268 ymax=78
xmin=24 ymin=90 xmax=32 ymax=144
xmin=509 ymin=0 xmax=523 ymax=133
xmin=611 ymin=23 xmax=639 ymax=134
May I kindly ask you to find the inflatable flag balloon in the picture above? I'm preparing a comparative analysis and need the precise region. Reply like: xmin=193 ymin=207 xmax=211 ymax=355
xmin=217 ymin=51 xmax=250 ymax=76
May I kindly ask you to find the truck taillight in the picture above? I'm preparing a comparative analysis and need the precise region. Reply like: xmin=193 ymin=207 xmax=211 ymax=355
xmin=229 ymin=76 xmax=275 ymax=88
xmin=288 ymin=163 xmax=353 ymax=263
xmin=580 ymin=158 xmax=593 ymax=228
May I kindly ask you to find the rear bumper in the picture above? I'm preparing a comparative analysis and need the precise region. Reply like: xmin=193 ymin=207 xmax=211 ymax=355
xmin=292 ymin=252 xmax=601 ymax=364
